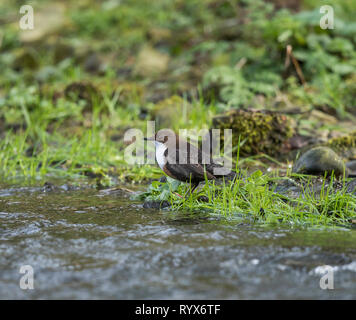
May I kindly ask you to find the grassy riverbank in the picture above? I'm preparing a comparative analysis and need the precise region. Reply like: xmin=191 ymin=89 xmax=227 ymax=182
xmin=0 ymin=0 xmax=356 ymax=226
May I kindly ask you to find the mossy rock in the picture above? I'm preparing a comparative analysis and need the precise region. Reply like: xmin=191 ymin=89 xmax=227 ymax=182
xmin=292 ymin=147 xmax=348 ymax=177
xmin=326 ymin=131 xmax=356 ymax=160
xmin=150 ymin=95 xmax=189 ymax=129
xmin=212 ymin=109 xmax=295 ymax=157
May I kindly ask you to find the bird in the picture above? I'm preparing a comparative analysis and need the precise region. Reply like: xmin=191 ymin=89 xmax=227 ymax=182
xmin=145 ymin=131 xmax=236 ymax=196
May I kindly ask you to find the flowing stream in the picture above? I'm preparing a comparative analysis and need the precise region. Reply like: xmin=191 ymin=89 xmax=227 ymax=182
xmin=0 ymin=183 xmax=355 ymax=299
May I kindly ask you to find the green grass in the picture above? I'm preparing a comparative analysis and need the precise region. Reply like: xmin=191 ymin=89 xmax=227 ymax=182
xmin=135 ymin=138 xmax=356 ymax=228
xmin=136 ymin=173 xmax=356 ymax=228
xmin=0 ymin=82 xmax=215 ymax=184
xmin=0 ymin=124 xmax=162 ymax=185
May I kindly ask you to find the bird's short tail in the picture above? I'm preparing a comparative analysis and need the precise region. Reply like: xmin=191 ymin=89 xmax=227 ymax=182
xmin=206 ymin=163 xmax=237 ymax=181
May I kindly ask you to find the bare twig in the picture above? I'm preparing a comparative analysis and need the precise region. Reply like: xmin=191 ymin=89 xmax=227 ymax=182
xmin=285 ymin=45 xmax=306 ymax=85
xmin=235 ymin=57 xmax=247 ymax=70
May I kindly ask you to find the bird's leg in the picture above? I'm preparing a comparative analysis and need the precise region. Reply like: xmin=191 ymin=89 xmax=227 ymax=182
xmin=190 ymin=182 xmax=199 ymax=194
xmin=183 ymin=182 xmax=199 ymax=198
xmin=173 ymin=183 xmax=199 ymax=199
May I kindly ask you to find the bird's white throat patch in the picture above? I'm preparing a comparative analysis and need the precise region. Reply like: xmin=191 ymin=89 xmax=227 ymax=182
xmin=154 ymin=141 xmax=167 ymax=170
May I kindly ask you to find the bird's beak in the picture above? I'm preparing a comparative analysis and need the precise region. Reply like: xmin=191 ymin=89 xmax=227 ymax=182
xmin=144 ymin=136 xmax=155 ymax=141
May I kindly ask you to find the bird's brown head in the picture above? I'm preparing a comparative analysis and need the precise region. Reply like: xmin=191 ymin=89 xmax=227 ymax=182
xmin=144 ymin=129 xmax=178 ymax=146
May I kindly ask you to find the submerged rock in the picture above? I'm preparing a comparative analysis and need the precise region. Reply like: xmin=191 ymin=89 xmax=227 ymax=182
xmin=292 ymin=146 xmax=348 ymax=177
xmin=143 ymin=200 xmax=171 ymax=209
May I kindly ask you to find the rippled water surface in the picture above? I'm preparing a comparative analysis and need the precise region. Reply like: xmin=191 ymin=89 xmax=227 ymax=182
xmin=0 ymin=184 xmax=355 ymax=299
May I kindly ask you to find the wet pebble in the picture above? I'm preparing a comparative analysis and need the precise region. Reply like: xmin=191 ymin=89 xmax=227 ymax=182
xmin=43 ymin=182 xmax=56 ymax=192
xmin=292 ymin=147 xmax=348 ymax=177
xmin=346 ymin=179 xmax=356 ymax=195
xmin=346 ymin=160 xmax=356 ymax=176
xmin=143 ymin=200 xmax=171 ymax=209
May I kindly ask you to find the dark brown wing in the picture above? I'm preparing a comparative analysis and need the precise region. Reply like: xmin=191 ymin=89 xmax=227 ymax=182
xmin=165 ymin=162 xmax=215 ymax=183
xmin=165 ymin=147 xmax=215 ymax=182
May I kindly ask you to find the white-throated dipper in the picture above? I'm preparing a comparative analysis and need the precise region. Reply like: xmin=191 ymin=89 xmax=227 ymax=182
xmin=145 ymin=130 xmax=235 ymax=196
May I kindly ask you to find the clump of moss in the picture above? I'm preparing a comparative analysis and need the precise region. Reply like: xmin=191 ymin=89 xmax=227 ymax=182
xmin=212 ymin=109 xmax=295 ymax=157
xmin=326 ymin=131 xmax=356 ymax=160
